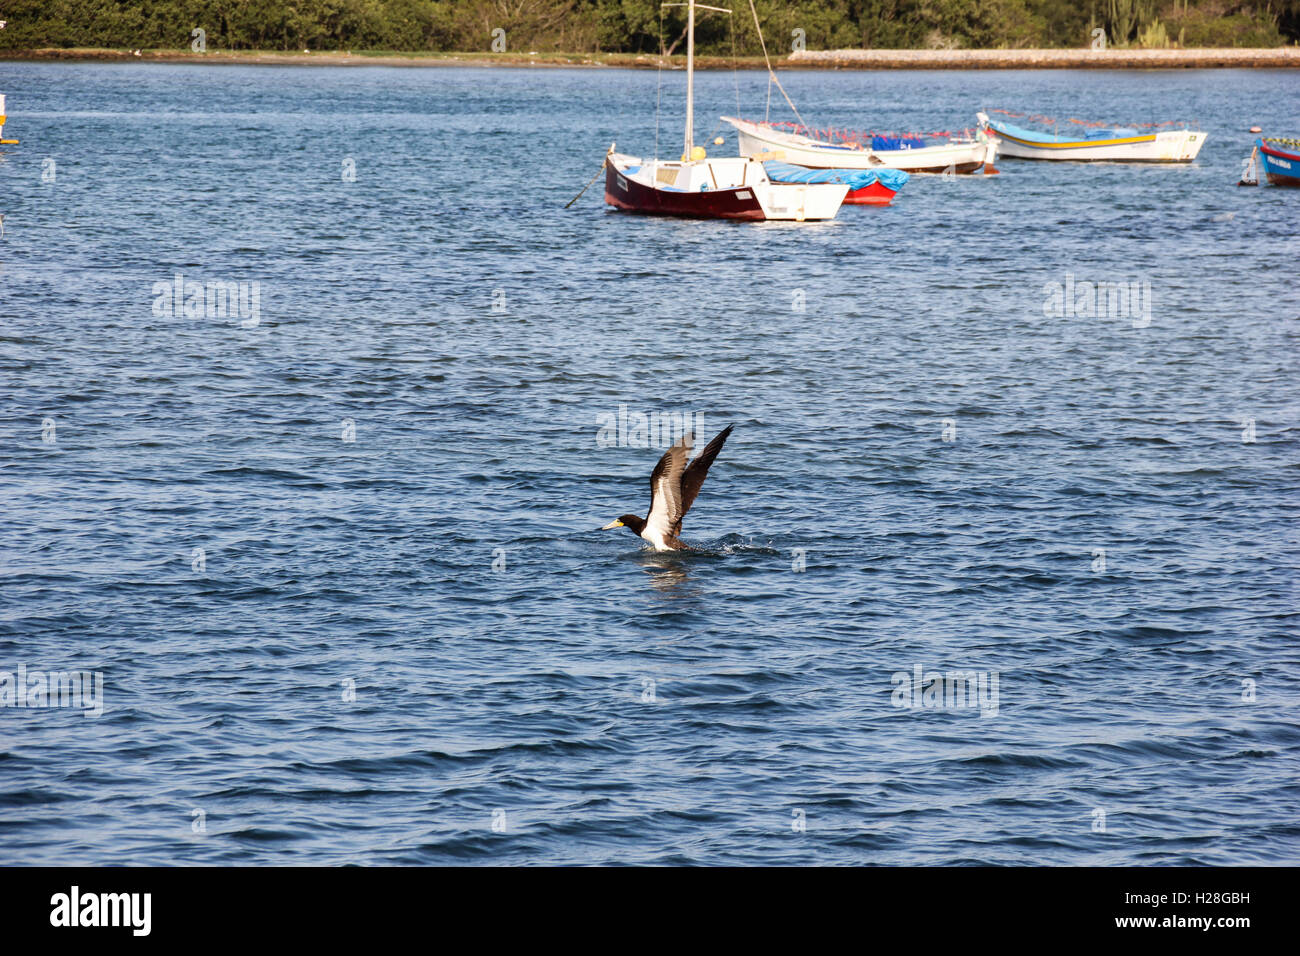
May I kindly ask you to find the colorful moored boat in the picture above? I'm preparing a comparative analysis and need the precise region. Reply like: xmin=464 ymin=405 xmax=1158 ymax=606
xmin=977 ymin=111 xmax=1205 ymax=162
xmin=1256 ymin=137 xmax=1300 ymax=186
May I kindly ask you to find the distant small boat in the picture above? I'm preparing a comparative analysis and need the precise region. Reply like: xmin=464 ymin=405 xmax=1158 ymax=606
xmin=724 ymin=116 xmax=996 ymax=174
xmin=977 ymin=111 xmax=1205 ymax=162
xmin=1256 ymin=137 xmax=1300 ymax=187
xmin=0 ymin=94 xmax=18 ymax=145
xmin=762 ymin=161 xmax=909 ymax=206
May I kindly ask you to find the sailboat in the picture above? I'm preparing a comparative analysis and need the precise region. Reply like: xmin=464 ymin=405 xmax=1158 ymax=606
xmin=603 ymin=1 xmax=848 ymax=222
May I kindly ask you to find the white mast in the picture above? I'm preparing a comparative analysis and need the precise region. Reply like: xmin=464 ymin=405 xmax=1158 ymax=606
xmin=668 ymin=0 xmax=728 ymax=159
xmin=684 ymin=0 xmax=695 ymax=158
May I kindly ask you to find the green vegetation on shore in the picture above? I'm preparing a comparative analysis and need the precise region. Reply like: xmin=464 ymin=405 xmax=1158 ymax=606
xmin=0 ymin=1 xmax=1295 ymax=54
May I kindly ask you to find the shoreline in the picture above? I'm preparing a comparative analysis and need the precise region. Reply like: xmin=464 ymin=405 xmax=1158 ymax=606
xmin=791 ymin=47 xmax=1300 ymax=69
xmin=1 ymin=46 xmax=1298 ymax=70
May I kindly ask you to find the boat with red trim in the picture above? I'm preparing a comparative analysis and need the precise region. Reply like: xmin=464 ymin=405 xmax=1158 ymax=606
xmin=1256 ymin=137 xmax=1300 ymax=186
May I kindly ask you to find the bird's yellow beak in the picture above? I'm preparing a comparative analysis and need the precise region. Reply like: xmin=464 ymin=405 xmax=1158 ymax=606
xmin=601 ymin=520 xmax=624 ymax=530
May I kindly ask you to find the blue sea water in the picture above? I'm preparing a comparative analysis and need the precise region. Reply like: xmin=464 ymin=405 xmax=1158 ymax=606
xmin=0 ymin=61 xmax=1298 ymax=865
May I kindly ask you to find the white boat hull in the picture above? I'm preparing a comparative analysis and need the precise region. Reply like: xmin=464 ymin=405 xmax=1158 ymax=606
xmin=723 ymin=116 xmax=996 ymax=173
xmin=756 ymin=179 xmax=848 ymax=220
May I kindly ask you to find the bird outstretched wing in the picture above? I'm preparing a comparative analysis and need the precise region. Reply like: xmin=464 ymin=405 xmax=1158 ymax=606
xmin=645 ymin=431 xmax=693 ymax=543
xmin=672 ymin=424 xmax=733 ymax=537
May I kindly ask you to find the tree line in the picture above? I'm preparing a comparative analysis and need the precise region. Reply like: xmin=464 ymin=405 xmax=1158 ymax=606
xmin=0 ymin=1 xmax=1295 ymax=53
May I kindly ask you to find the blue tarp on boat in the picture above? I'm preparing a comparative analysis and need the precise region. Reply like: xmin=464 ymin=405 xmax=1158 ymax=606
xmin=870 ymin=135 xmax=928 ymax=151
xmin=763 ymin=161 xmax=909 ymax=192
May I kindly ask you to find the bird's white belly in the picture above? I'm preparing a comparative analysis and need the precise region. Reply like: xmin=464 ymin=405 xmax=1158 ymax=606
xmin=640 ymin=527 xmax=673 ymax=551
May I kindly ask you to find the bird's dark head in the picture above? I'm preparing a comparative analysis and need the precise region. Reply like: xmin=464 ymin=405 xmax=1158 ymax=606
xmin=601 ymin=514 xmax=646 ymax=536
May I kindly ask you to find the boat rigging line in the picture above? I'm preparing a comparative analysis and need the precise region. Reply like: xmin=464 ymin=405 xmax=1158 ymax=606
xmin=746 ymin=0 xmax=810 ymax=132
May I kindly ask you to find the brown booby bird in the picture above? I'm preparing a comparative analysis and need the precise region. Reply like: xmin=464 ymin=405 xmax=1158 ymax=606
xmin=601 ymin=424 xmax=734 ymax=551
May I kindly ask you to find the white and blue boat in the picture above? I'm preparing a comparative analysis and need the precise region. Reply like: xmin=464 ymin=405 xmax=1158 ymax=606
xmin=1256 ymin=137 xmax=1300 ymax=186
xmin=978 ymin=111 xmax=1205 ymax=163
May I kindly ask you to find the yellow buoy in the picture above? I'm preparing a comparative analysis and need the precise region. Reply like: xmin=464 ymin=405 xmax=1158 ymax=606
xmin=690 ymin=145 xmax=706 ymax=161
